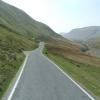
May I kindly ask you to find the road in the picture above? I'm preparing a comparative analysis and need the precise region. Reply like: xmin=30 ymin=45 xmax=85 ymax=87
xmin=8 ymin=42 xmax=94 ymax=100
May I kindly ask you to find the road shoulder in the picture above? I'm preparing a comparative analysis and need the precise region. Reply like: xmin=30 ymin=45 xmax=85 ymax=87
xmin=2 ymin=51 xmax=31 ymax=100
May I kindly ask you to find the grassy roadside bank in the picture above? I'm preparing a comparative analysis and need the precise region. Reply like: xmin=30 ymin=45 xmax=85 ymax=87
xmin=0 ymin=53 xmax=24 ymax=99
xmin=44 ymin=46 xmax=100 ymax=100
xmin=0 ymin=26 xmax=38 ymax=99
xmin=0 ymin=48 xmax=37 ymax=99
xmin=0 ymin=47 xmax=37 ymax=99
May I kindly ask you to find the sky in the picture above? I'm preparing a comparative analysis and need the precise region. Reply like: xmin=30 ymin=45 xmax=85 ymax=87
xmin=3 ymin=0 xmax=100 ymax=33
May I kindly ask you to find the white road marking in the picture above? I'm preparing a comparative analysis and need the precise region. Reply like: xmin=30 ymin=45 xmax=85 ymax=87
xmin=8 ymin=55 xmax=28 ymax=100
xmin=7 ymin=43 xmax=95 ymax=100
xmin=42 ymin=54 xmax=95 ymax=100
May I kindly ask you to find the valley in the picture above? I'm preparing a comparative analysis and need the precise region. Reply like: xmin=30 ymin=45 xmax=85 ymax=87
xmin=0 ymin=0 xmax=100 ymax=100
xmin=63 ymin=26 xmax=100 ymax=58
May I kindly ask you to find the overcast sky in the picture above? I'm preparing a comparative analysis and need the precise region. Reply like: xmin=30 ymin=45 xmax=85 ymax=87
xmin=3 ymin=0 xmax=100 ymax=33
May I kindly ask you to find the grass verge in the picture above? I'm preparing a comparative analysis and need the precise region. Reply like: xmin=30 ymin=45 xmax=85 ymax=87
xmin=44 ymin=48 xmax=100 ymax=100
xmin=0 ymin=26 xmax=37 ymax=99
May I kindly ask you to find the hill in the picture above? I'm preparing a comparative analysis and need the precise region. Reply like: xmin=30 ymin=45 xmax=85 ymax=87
xmin=0 ymin=0 xmax=61 ymax=98
xmin=0 ymin=1 xmax=100 ymax=99
xmin=64 ymin=26 xmax=100 ymax=41
xmin=63 ymin=26 xmax=100 ymax=57
xmin=0 ymin=0 xmax=60 ymax=40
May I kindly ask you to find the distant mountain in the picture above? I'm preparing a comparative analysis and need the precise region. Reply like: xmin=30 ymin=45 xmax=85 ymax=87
xmin=1 ymin=1 xmax=100 ymax=98
xmin=63 ymin=26 xmax=100 ymax=57
xmin=0 ymin=1 xmax=63 ymax=97
xmin=63 ymin=26 xmax=100 ymax=41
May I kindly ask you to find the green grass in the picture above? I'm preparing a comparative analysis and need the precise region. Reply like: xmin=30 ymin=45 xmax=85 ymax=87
xmin=0 ymin=26 xmax=37 ymax=99
xmin=0 ymin=0 xmax=59 ymax=39
xmin=44 ymin=49 xmax=100 ymax=99
xmin=0 ymin=53 xmax=24 ymax=98
xmin=0 ymin=1 xmax=62 ymax=99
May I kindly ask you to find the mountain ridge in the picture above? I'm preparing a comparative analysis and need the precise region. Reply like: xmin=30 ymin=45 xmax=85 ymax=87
xmin=0 ymin=1 xmax=100 ymax=99
xmin=64 ymin=26 xmax=100 ymax=41
xmin=0 ymin=1 xmax=62 ymax=98
xmin=0 ymin=0 xmax=60 ymax=39
xmin=63 ymin=26 xmax=100 ymax=57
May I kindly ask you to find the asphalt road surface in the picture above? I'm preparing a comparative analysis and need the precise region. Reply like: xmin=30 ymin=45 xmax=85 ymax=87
xmin=10 ymin=42 xmax=94 ymax=100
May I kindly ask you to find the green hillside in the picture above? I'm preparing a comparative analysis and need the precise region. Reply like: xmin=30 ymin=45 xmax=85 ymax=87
xmin=0 ymin=1 xmax=59 ymax=38
xmin=64 ymin=26 xmax=100 ymax=57
xmin=0 ymin=24 xmax=38 ymax=98
xmin=1 ymin=0 xmax=100 ymax=99
xmin=44 ymin=39 xmax=100 ymax=99
xmin=0 ymin=0 xmax=61 ymax=98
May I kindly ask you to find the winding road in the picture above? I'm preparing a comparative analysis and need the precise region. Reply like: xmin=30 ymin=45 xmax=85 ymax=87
xmin=6 ymin=42 xmax=94 ymax=100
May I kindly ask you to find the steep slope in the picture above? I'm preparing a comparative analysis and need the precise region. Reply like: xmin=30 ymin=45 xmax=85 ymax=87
xmin=0 ymin=0 xmax=61 ymax=98
xmin=63 ymin=26 xmax=100 ymax=57
xmin=0 ymin=0 xmax=59 ymax=39
xmin=45 ymin=35 xmax=100 ymax=99
xmin=45 ymin=40 xmax=100 ymax=99
xmin=0 ymin=1 xmax=81 ymax=98
xmin=0 ymin=0 xmax=100 ymax=99
xmin=0 ymin=25 xmax=37 ymax=98
xmin=64 ymin=26 xmax=100 ymax=41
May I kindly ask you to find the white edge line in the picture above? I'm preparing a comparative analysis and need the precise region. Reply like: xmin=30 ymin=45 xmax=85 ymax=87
xmin=42 ymin=54 xmax=95 ymax=100
xmin=8 ymin=55 xmax=28 ymax=100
